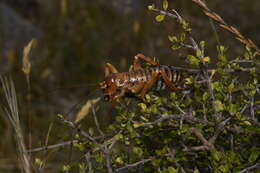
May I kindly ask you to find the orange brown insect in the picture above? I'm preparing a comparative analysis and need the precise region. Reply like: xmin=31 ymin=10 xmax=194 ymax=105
xmin=99 ymin=54 xmax=187 ymax=103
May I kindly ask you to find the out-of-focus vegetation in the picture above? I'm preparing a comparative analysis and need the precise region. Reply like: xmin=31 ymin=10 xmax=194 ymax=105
xmin=0 ymin=0 xmax=259 ymax=172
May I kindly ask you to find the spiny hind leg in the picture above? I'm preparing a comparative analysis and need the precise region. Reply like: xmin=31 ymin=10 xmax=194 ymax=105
xmin=161 ymin=71 xmax=185 ymax=91
xmin=110 ymin=89 xmax=126 ymax=107
xmin=132 ymin=53 xmax=158 ymax=71
xmin=140 ymin=72 xmax=159 ymax=100
xmin=105 ymin=63 xmax=118 ymax=77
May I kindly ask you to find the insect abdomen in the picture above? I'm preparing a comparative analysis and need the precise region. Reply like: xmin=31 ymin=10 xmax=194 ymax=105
xmin=153 ymin=65 xmax=184 ymax=91
xmin=122 ymin=65 xmax=184 ymax=91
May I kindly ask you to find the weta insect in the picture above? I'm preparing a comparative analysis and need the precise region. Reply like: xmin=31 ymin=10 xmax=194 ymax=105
xmin=99 ymin=54 xmax=188 ymax=103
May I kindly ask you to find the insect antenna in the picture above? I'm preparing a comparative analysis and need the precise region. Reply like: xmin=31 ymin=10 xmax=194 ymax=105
xmin=46 ymin=83 xmax=99 ymax=96
xmin=62 ymin=88 xmax=102 ymax=120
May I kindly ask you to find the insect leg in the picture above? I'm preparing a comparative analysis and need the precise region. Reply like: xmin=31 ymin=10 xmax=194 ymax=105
xmin=161 ymin=70 xmax=185 ymax=91
xmin=105 ymin=63 xmax=118 ymax=77
xmin=140 ymin=72 xmax=159 ymax=100
xmin=128 ymin=65 xmax=134 ymax=72
xmin=111 ymin=89 xmax=126 ymax=106
xmin=133 ymin=54 xmax=158 ymax=70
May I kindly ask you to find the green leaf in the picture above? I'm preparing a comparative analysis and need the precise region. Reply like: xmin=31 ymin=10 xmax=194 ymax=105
xmin=148 ymin=4 xmax=155 ymax=10
xmin=194 ymin=169 xmax=200 ymax=173
xmin=35 ymin=158 xmax=43 ymax=167
xmin=73 ymin=142 xmax=85 ymax=151
xmin=202 ymin=56 xmax=210 ymax=63
xmin=196 ymin=49 xmax=202 ymax=58
xmin=88 ymin=127 xmax=94 ymax=136
xmin=211 ymin=149 xmax=221 ymax=161
xmin=62 ymin=165 xmax=71 ymax=172
xmin=246 ymin=45 xmax=251 ymax=52
xmin=185 ymin=77 xmax=194 ymax=85
xmin=218 ymin=55 xmax=227 ymax=62
xmin=218 ymin=45 xmax=226 ymax=53
xmin=200 ymin=41 xmax=205 ymax=49
xmin=212 ymin=82 xmax=220 ymax=90
xmin=163 ymin=0 xmax=168 ymax=10
xmin=133 ymin=147 xmax=143 ymax=157
xmin=228 ymin=83 xmax=235 ymax=92
xmin=171 ymin=44 xmax=181 ymax=50
xmin=219 ymin=164 xmax=229 ymax=172
xmin=115 ymin=157 xmax=124 ymax=164
xmin=155 ymin=15 xmax=165 ymax=22
xmin=168 ymin=166 xmax=179 ymax=173
xmin=187 ymin=55 xmax=200 ymax=65
xmin=115 ymin=133 xmax=123 ymax=140
xmin=203 ymin=92 xmax=209 ymax=101
xmin=138 ymin=103 xmax=147 ymax=112
xmin=79 ymin=163 xmax=87 ymax=172
xmin=227 ymin=104 xmax=237 ymax=114
xmin=244 ymin=52 xmax=250 ymax=60
xmin=180 ymin=33 xmax=186 ymax=42
xmin=95 ymin=153 xmax=103 ymax=163
xmin=168 ymin=36 xmax=178 ymax=42
xmin=133 ymin=122 xmax=143 ymax=128
xmin=248 ymin=149 xmax=260 ymax=163
xmin=152 ymin=159 xmax=161 ymax=167
xmin=170 ymin=92 xmax=177 ymax=99
xmin=180 ymin=20 xmax=191 ymax=32
xmin=214 ymin=100 xmax=225 ymax=112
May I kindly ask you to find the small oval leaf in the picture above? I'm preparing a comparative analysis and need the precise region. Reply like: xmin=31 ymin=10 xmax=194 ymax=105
xmin=163 ymin=0 xmax=168 ymax=10
xmin=155 ymin=15 xmax=165 ymax=22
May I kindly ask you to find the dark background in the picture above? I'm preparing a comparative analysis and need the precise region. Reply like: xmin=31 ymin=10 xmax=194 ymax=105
xmin=0 ymin=0 xmax=260 ymax=171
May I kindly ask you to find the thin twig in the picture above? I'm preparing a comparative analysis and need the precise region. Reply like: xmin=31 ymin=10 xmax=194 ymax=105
xmin=209 ymin=117 xmax=231 ymax=144
xmin=190 ymin=127 xmax=212 ymax=148
xmin=59 ymin=116 xmax=98 ymax=143
xmin=116 ymin=157 xmax=155 ymax=172
xmin=92 ymin=106 xmax=104 ymax=137
xmin=238 ymin=163 xmax=260 ymax=173
xmin=104 ymin=147 xmax=113 ymax=173
xmin=135 ymin=114 xmax=214 ymax=128
xmin=85 ymin=152 xmax=93 ymax=173
xmin=26 ymin=140 xmax=79 ymax=153
xmin=45 ymin=122 xmax=54 ymax=148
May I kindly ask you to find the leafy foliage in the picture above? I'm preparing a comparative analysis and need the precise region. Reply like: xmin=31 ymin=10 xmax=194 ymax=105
xmin=2 ymin=0 xmax=259 ymax=172
xmin=41 ymin=1 xmax=259 ymax=172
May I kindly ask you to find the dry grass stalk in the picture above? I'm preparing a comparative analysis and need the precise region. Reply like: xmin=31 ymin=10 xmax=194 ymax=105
xmin=74 ymin=97 xmax=101 ymax=123
xmin=191 ymin=0 xmax=260 ymax=55
xmin=22 ymin=39 xmax=36 ymax=153
xmin=22 ymin=39 xmax=36 ymax=78
xmin=0 ymin=76 xmax=32 ymax=173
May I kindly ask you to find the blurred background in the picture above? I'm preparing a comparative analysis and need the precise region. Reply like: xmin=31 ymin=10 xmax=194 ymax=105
xmin=0 ymin=0 xmax=260 ymax=171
